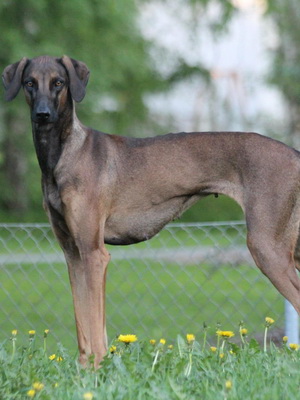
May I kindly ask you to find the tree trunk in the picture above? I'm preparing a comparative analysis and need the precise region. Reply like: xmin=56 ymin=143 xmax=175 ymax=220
xmin=1 ymin=109 xmax=29 ymax=214
xmin=286 ymin=101 xmax=300 ymax=150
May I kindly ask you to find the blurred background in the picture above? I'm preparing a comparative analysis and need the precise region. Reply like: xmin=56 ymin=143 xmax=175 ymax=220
xmin=0 ymin=0 xmax=299 ymax=348
xmin=0 ymin=0 xmax=299 ymax=222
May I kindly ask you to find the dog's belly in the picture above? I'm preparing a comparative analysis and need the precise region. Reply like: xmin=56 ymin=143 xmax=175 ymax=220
xmin=104 ymin=217 xmax=168 ymax=245
xmin=104 ymin=194 xmax=201 ymax=245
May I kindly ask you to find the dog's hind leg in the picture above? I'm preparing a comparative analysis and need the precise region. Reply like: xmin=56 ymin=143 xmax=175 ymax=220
xmin=246 ymin=209 xmax=300 ymax=314
xmin=293 ymin=230 xmax=300 ymax=272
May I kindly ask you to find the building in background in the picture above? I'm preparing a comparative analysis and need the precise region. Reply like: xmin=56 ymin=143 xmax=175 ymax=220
xmin=140 ymin=0 xmax=288 ymax=140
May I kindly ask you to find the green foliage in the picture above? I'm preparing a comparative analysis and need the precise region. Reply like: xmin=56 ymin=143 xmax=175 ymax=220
xmin=267 ymin=1 xmax=300 ymax=100
xmin=0 ymin=0 xmax=159 ymax=220
xmin=1 ymin=328 xmax=300 ymax=399
xmin=181 ymin=195 xmax=243 ymax=222
xmin=0 ymin=0 xmax=240 ymax=221
xmin=266 ymin=0 xmax=300 ymax=144
xmin=0 ymin=0 xmax=161 ymax=219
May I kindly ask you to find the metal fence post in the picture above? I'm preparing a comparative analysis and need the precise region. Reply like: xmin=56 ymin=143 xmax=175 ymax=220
xmin=285 ymin=300 xmax=299 ymax=344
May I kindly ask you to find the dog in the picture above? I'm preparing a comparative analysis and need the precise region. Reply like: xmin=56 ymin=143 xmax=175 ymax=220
xmin=3 ymin=55 xmax=300 ymax=366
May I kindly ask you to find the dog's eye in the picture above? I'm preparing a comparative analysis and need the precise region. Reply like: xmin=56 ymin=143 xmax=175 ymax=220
xmin=55 ymin=80 xmax=63 ymax=87
xmin=26 ymin=81 xmax=33 ymax=88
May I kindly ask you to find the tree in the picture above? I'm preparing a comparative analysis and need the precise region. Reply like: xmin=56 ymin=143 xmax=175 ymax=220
xmin=0 ymin=0 xmax=161 ymax=219
xmin=267 ymin=0 xmax=300 ymax=147
xmin=0 ymin=0 xmax=235 ymax=221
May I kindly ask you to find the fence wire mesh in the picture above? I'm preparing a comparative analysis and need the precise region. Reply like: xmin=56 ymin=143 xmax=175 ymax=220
xmin=0 ymin=222 xmax=284 ymax=349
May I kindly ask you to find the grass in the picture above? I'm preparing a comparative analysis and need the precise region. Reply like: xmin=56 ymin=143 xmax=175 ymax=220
xmin=0 ymin=222 xmax=245 ymax=253
xmin=0 ymin=259 xmax=283 ymax=352
xmin=1 ymin=321 xmax=300 ymax=399
xmin=0 ymin=223 xmax=293 ymax=398
xmin=0 ymin=222 xmax=284 ymax=351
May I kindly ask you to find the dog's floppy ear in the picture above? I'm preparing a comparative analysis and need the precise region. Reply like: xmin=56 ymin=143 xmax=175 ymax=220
xmin=60 ymin=55 xmax=90 ymax=102
xmin=2 ymin=57 xmax=29 ymax=101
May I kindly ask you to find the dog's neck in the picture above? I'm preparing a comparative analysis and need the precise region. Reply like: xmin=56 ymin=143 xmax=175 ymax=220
xmin=31 ymin=102 xmax=75 ymax=176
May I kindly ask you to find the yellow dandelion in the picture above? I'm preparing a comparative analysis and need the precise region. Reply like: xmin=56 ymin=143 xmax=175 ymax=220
xmin=240 ymin=328 xmax=248 ymax=336
xmin=265 ymin=317 xmax=275 ymax=326
xmin=32 ymin=382 xmax=44 ymax=391
xmin=56 ymin=356 xmax=63 ymax=362
xmin=186 ymin=334 xmax=195 ymax=343
xmin=44 ymin=329 xmax=50 ymax=337
xmin=219 ymin=353 xmax=225 ymax=359
xmin=28 ymin=330 xmax=35 ymax=341
xmin=11 ymin=329 xmax=17 ymax=336
xmin=210 ymin=346 xmax=217 ymax=352
xmin=168 ymin=345 xmax=174 ymax=350
xmin=149 ymin=339 xmax=156 ymax=345
xmin=282 ymin=336 xmax=288 ymax=343
xmin=216 ymin=330 xmax=235 ymax=338
xmin=159 ymin=338 xmax=166 ymax=345
xmin=118 ymin=334 xmax=137 ymax=344
xmin=225 ymin=380 xmax=232 ymax=390
xmin=83 ymin=392 xmax=94 ymax=400
xmin=49 ymin=354 xmax=56 ymax=361
xmin=289 ymin=343 xmax=300 ymax=351
xmin=27 ymin=389 xmax=36 ymax=398
xmin=109 ymin=345 xmax=117 ymax=353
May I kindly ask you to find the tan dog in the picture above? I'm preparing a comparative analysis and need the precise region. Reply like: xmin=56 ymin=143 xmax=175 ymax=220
xmin=3 ymin=55 xmax=300 ymax=367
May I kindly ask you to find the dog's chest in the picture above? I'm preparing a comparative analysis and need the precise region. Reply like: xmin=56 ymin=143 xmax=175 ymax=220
xmin=43 ymin=179 xmax=63 ymax=214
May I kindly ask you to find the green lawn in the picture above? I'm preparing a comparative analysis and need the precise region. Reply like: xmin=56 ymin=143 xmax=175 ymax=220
xmin=0 ymin=223 xmax=284 ymax=353
xmin=0 ymin=260 xmax=283 ymax=353
xmin=1 ymin=330 xmax=299 ymax=400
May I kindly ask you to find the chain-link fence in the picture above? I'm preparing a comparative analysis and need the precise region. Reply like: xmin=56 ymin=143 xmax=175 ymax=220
xmin=0 ymin=222 xmax=284 ymax=350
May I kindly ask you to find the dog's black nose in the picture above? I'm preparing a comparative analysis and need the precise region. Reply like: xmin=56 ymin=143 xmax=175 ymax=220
xmin=34 ymin=102 xmax=51 ymax=122
xmin=36 ymin=111 xmax=50 ymax=120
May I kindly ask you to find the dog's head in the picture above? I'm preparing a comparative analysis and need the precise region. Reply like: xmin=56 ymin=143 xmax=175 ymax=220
xmin=2 ymin=55 xmax=90 ymax=124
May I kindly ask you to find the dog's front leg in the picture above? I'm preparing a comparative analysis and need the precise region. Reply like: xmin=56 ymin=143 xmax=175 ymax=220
xmin=48 ymin=211 xmax=110 ymax=368
xmin=65 ymin=244 xmax=110 ymax=368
